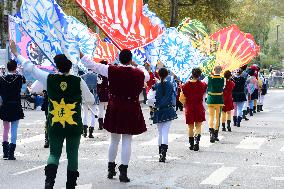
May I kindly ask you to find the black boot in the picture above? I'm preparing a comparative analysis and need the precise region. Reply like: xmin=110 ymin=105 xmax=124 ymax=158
xmin=247 ymin=107 xmax=250 ymax=113
xmin=66 ymin=170 xmax=79 ymax=189
xmin=118 ymin=164 xmax=130 ymax=182
xmin=193 ymin=134 xmax=201 ymax=151
xmin=257 ymin=105 xmax=261 ymax=112
xmin=260 ymin=105 xmax=263 ymax=111
xmin=189 ymin=137 xmax=194 ymax=150
xmin=222 ymin=123 xmax=226 ymax=131
xmin=249 ymin=109 xmax=254 ymax=116
xmin=45 ymin=164 xmax=58 ymax=189
xmin=2 ymin=141 xmax=9 ymax=159
xmin=108 ymin=162 xmax=117 ymax=179
xmin=209 ymin=128 xmax=215 ymax=143
xmin=233 ymin=116 xmax=237 ymax=126
xmin=237 ymin=116 xmax=242 ymax=127
xmin=242 ymin=110 xmax=249 ymax=121
xmin=83 ymin=125 xmax=88 ymax=137
xmin=159 ymin=144 xmax=168 ymax=163
xmin=8 ymin=143 xmax=16 ymax=160
xmin=98 ymin=118 xmax=104 ymax=130
xmin=227 ymin=120 xmax=232 ymax=132
xmin=214 ymin=130 xmax=219 ymax=141
xmin=88 ymin=127 xmax=94 ymax=138
xmin=253 ymin=106 xmax=257 ymax=113
xmin=44 ymin=132 xmax=49 ymax=148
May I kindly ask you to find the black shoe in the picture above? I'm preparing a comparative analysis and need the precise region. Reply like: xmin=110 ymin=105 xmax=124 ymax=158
xmin=118 ymin=164 xmax=130 ymax=182
xmin=233 ymin=116 xmax=237 ymax=126
xmin=260 ymin=105 xmax=263 ymax=111
xmin=214 ymin=130 xmax=219 ymax=141
xmin=253 ymin=106 xmax=257 ymax=113
xmin=189 ymin=137 xmax=194 ymax=150
xmin=227 ymin=120 xmax=232 ymax=132
xmin=247 ymin=107 xmax=250 ymax=113
xmin=222 ymin=123 xmax=226 ymax=131
xmin=2 ymin=141 xmax=9 ymax=159
xmin=209 ymin=128 xmax=215 ymax=143
xmin=237 ymin=116 xmax=242 ymax=127
xmin=8 ymin=143 xmax=16 ymax=160
xmin=44 ymin=132 xmax=49 ymax=148
xmin=242 ymin=110 xmax=249 ymax=121
xmin=83 ymin=125 xmax=88 ymax=137
xmin=257 ymin=105 xmax=261 ymax=112
xmin=193 ymin=134 xmax=201 ymax=151
xmin=98 ymin=118 xmax=104 ymax=130
xmin=249 ymin=109 xmax=254 ymax=116
xmin=159 ymin=145 xmax=162 ymax=154
xmin=88 ymin=127 xmax=94 ymax=138
xmin=159 ymin=144 xmax=168 ymax=163
xmin=45 ymin=164 xmax=58 ymax=189
xmin=66 ymin=170 xmax=79 ymax=189
xmin=108 ymin=162 xmax=117 ymax=179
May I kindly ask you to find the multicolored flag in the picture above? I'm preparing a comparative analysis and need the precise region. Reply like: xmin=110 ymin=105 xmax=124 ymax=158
xmin=76 ymin=0 xmax=164 ymax=50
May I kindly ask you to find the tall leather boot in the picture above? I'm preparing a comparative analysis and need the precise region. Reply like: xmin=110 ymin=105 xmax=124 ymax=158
xmin=107 ymin=162 xmax=117 ymax=179
xmin=83 ymin=125 xmax=88 ymax=137
xmin=44 ymin=132 xmax=49 ymax=148
xmin=237 ymin=116 xmax=242 ymax=127
xmin=159 ymin=144 xmax=168 ymax=163
xmin=88 ymin=127 xmax=94 ymax=138
xmin=189 ymin=137 xmax=194 ymax=150
xmin=159 ymin=145 xmax=161 ymax=154
xmin=45 ymin=164 xmax=58 ymax=189
xmin=222 ymin=123 xmax=226 ymax=131
xmin=257 ymin=105 xmax=261 ymax=112
xmin=233 ymin=116 xmax=237 ymax=126
xmin=260 ymin=105 xmax=264 ymax=111
xmin=2 ymin=141 xmax=9 ymax=159
xmin=209 ymin=128 xmax=215 ymax=143
xmin=98 ymin=118 xmax=104 ymax=130
xmin=66 ymin=170 xmax=79 ymax=189
xmin=253 ymin=106 xmax=257 ymax=113
xmin=249 ymin=109 xmax=254 ymax=116
xmin=118 ymin=164 xmax=130 ymax=182
xmin=8 ymin=143 xmax=16 ymax=160
xmin=193 ymin=134 xmax=201 ymax=151
xmin=242 ymin=110 xmax=249 ymax=121
xmin=227 ymin=120 xmax=232 ymax=132
xmin=214 ymin=130 xmax=220 ymax=141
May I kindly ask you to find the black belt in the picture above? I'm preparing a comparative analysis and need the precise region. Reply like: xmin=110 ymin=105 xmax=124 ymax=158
xmin=109 ymin=94 xmax=139 ymax=102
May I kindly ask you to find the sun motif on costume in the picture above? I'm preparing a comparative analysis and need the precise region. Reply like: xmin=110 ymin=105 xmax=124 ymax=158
xmin=50 ymin=98 xmax=77 ymax=128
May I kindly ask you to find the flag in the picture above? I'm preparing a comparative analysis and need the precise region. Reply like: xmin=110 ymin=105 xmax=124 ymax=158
xmin=76 ymin=0 xmax=164 ymax=50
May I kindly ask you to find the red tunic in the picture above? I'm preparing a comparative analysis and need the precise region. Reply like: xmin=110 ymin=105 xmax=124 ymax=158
xmin=104 ymin=65 xmax=147 ymax=135
xmin=182 ymin=80 xmax=207 ymax=124
xmin=146 ymin=72 xmax=156 ymax=94
xmin=222 ymin=80 xmax=235 ymax=112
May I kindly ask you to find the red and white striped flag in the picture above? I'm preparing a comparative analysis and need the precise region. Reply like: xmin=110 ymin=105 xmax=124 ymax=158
xmin=76 ymin=0 xmax=164 ymax=50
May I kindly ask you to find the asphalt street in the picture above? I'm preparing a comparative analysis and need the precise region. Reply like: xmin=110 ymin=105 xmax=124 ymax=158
xmin=0 ymin=89 xmax=284 ymax=189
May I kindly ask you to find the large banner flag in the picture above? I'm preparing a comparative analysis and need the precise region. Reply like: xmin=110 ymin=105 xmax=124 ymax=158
xmin=76 ymin=0 xmax=164 ymax=50
xmin=93 ymin=36 xmax=119 ymax=64
xmin=210 ymin=25 xmax=259 ymax=72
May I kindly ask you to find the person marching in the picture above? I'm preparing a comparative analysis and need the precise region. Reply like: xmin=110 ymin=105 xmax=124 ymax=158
xmin=205 ymin=66 xmax=225 ymax=143
xmin=81 ymin=49 xmax=149 ymax=182
xmin=240 ymin=65 xmax=250 ymax=121
xmin=221 ymin=71 xmax=235 ymax=132
xmin=232 ymin=69 xmax=247 ymax=127
xmin=10 ymin=41 xmax=95 ymax=189
xmin=97 ymin=60 xmax=109 ymax=130
xmin=0 ymin=60 xmax=25 ymax=160
xmin=147 ymin=68 xmax=177 ymax=162
xmin=81 ymin=69 xmax=99 ymax=137
xmin=257 ymin=71 xmax=268 ymax=112
xmin=180 ymin=68 xmax=207 ymax=151
xmin=246 ymin=68 xmax=259 ymax=117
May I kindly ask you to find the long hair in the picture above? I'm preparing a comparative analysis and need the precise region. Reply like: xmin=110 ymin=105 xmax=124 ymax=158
xmin=158 ymin=68 xmax=169 ymax=96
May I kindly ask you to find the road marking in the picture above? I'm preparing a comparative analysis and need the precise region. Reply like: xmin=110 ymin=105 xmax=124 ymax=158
xmin=272 ymin=177 xmax=284 ymax=181
xmin=199 ymin=135 xmax=224 ymax=147
xmin=17 ymin=134 xmax=45 ymax=145
xmin=280 ymin=145 xmax=284 ymax=152
xmin=12 ymin=159 xmax=67 ymax=176
xmin=200 ymin=166 xmax=237 ymax=185
xmin=62 ymin=183 xmax=92 ymax=189
xmin=140 ymin=134 xmax=183 ymax=146
xmin=236 ymin=137 xmax=266 ymax=150
xmin=251 ymin=164 xmax=281 ymax=168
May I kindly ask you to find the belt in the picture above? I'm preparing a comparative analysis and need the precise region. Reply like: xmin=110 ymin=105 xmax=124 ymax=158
xmin=109 ymin=94 xmax=139 ymax=102
xmin=208 ymin=92 xmax=223 ymax=95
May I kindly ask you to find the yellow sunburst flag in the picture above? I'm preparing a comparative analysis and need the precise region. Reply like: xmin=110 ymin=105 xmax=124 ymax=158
xmin=50 ymin=98 xmax=77 ymax=128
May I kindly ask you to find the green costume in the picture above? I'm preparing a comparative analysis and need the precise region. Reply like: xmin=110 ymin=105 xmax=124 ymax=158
xmin=46 ymin=74 xmax=82 ymax=171
xmin=206 ymin=75 xmax=225 ymax=106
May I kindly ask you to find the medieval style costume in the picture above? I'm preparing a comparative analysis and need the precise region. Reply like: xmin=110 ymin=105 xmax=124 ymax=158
xmin=246 ymin=69 xmax=259 ymax=116
xmin=0 ymin=67 xmax=25 ymax=160
xmin=257 ymin=72 xmax=267 ymax=112
xmin=81 ymin=49 xmax=149 ymax=182
xmin=81 ymin=70 xmax=99 ymax=137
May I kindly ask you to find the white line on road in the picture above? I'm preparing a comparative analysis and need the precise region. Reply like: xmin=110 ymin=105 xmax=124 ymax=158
xmin=280 ymin=145 xmax=284 ymax=152
xmin=140 ymin=134 xmax=183 ymax=146
xmin=200 ymin=166 xmax=237 ymax=185
xmin=271 ymin=177 xmax=284 ymax=181
xmin=236 ymin=137 xmax=266 ymax=150
xmin=12 ymin=159 xmax=67 ymax=176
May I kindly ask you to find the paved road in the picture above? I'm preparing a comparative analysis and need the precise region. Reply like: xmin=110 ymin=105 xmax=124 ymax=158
xmin=1 ymin=89 xmax=284 ymax=189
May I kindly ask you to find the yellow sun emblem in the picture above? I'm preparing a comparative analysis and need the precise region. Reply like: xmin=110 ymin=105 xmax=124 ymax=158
xmin=50 ymin=98 xmax=77 ymax=128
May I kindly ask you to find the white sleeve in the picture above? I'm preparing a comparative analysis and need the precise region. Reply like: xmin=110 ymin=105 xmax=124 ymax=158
xmin=137 ymin=65 xmax=150 ymax=82
xmin=81 ymin=56 xmax=109 ymax=77
xmin=202 ymin=77 xmax=208 ymax=85
xmin=80 ymin=78 xmax=95 ymax=105
xmin=18 ymin=55 xmax=49 ymax=89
